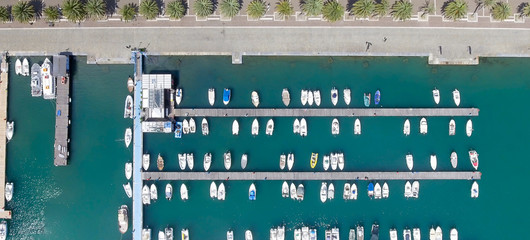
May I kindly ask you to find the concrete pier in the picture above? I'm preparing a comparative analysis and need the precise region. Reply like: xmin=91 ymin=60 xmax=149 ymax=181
xmin=53 ymin=55 xmax=71 ymax=166
xmin=0 ymin=55 xmax=12 ymax=219
xmin=132 ymin=51 xmax=143 ymax=240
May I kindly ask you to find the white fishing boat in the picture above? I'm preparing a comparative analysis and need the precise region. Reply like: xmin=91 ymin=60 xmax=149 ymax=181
xmin=189 ymin=118 xmax=196 ymax=134
xmin=249 ymin=183 xmax=256 ymax=200
xmin=166 ymin=183 xmax=173 ymax=200
xmin=175 ymin=88 xmax=182 ymax=106
xmin=382 ymin=182 xmax=389 ymax=198
xmin=279 ymin=154 xmax=286 ymax=170
xmin=357 ymin=225 xmax=364 ymax=240
xmin=300 ymin=118 xmax=307 ymax=137
xmin=159 ymin=231 xmax=166 ymax=240
xmin=354 ymin=118 xmax=361 ymax=135
xmin=41 ymin=58 xmax=55 ymax=99
xmin=124 ymin=128 xmax=132 ymax=148
xmin=412 ymin=181 xmax=419 ymax=198
xmin=227 ymin=230 xmax=234 ymax=240
xmin=420 ymin=118 xmax=428 ymax=134
xmin=218 ymin=183 xmax=226 ymax=200
xmin=181 ymin=229 xmax=189 ymax=240
xmin=0 ymin=221 xmax=7 ymax=240
xmin=351 ymin=183 xmax=358 ymax=200
xmin=307 ymin=90 xmax=314 ymax=106
xmin=450 ymin=228 xmax=458 ymax=240
xmin=302 ymin=227 xmax=309 ymax=240
xmin=328 ymin=183 xmax=335 ymax=200
xmin=182 ymin=119 xmax=189 ymax=134
xmin=349 ymin=229 xmax=355 ymax=240
xmin=344 ymin=88 xmax=351 ymax=105
xmin=4 ymin=183 xmax=12 ymax=202
xmin=142 ymin=228 xmax=152 ymax=240
xmin=224 ymin=151 xmax=232 ymax=170
xmin=466 ymin=119 xmax=473 ymax=137
xmin=449 ymin=119 xmax=456 ymax=135
xmin=123 ymin=182 xmax=132 ymax=198
xmin=15 ymin=59 xmax=22 ymax=75
xmin=21 ymin=58 xmax=29 ymax=76
xmin=453 ymin=89 xmax=460 ymax=106
xmin=451 ymin=151 xmax=458 ymax=168
xmin=287 ymin=153 xmax=294 ymax=171
xmin=202 ymin=118 xmax=209 ymax=135
xmin=266 ymin=119 xmax=274 ymax=135
xmin=403 ymin=119 xmax=410 ymax=136
xmin=251 ymin=91 xmax=260 ymax=107
xmin=329 ymin=88 xmax=338 ymax=106
xmin=204 ymin=153 xmax=212 ymax=171
xmin=429 ymin=227 xmax=435 ymax=240
xmin=430 ymin=154 xmax=437 ymax=170
xmin=142 ymin=185 xmax=150 ymax=205
xmin=413 ymin=228 xmax=421 ymax=240
xmin=294 ymin=229 xmax=301 ymax=240
xmin=150 ymin=183 xmax=158 ymax=201
xmin=157 ymin=154 xmax=165 ymax=171
xmin=301 ymin=90 xmax=308 ymax=106
xmin=432 ymin=88 xmax=440 ymax=105
xmin=118 ymin=205 xmax=128 ymax=234
xmin=469 ymin=150 xmax=479 ymax=170
xmin=435 ymin=227 xmax=442 ymax=240
xmin=404 ymin=181 xmax=412 ymax=198
xmin=389 ymin=228 xmax=398 ymax=240
xmin=403 ymin=228 xmax=411 ymax=240
xmin=178 ymin=153 xmax=186 ymax=170
xmin=282 ymin=88 xmax=290 ymax=106
xmin=343 ymin=183 xmax=351 ymax=199
xmin=186 ymin=153 xmax=194 ymax=170
xmin=374 ymin=183 xmax=381 ymax=199
xmin=241 ymin=154 xmax=248 ymax=169
xmin=5 ymin=122 xmax=14 ymax=141
xmin=245 ymin=230 xmax=253 ymax=240
xmin=338 ymin=153 xmax=344 ymax=170
xmin=331 ymin=227 xmax=339 ymax=240
xmin=210 ymin=181 xmax=217 ymax=199
xmin=331 ymin=118 xmax=339 ymax=135
xmin=290 ymin=182 xmax=297 ymax=200
xmin=127 ymin=77 xmax=134 ymax=93
xmin=296 ymin=184 xmax=305 ymax=200
xmin=252 ymin=119 xmax=259 ymax=136
xmin=208 ymin=88 xmax=215 ymax=106
xmin=314 ymin=90 xmax=321 ymax=106
xmin=406 ymin=154 xmax=413 ymax=171
xmin=232 ymin=120 xmax=239 ymax=135
xmin=180 ymin=183 xmax=188 ymax=200
xmin=330 ymin=153 xmax=338 ymax=170
xmin=320 ymin=182 xmax=327 ymax=203
xmin=166 ymin=228 xmax=174 ymax=240
xmin=30 ymin=63 xmax=42 ymax=97
xmin=282 ymin=181 xmax=289 ymax=198
xmin=471 ymin=181 xmax=479 ymax=198
xmin=270 ymin=228 xmax=277 ymax=240
xmin=293 ymin=118 xmax=300 ymax=134
xmin=323 ymin=155 xmax=330 ymax=171
xmin=125 ymin=162 xmax=132 ymax=180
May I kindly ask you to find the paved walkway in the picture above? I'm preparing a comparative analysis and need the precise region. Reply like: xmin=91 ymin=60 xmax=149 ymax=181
xmin=0 ymin=56 xmax=11 ymax=219
xmin=132 ymin=51 xmax=143 ymax=240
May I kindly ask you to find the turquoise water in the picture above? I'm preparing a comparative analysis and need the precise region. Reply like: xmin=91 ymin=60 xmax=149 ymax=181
xmin=5 ymin=56 xmax=530 ymax=239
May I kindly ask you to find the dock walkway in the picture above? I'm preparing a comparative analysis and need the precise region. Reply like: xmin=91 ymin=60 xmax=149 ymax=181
xmin=53 ymin=69 xmax=70 ymax=166
xmin=0 ymin=56 xmax=11 ymax=219
xmin=132 ymin=51 xmax=143 ymax=240
xmin=173 ymin=108 xmax=479 ymax=117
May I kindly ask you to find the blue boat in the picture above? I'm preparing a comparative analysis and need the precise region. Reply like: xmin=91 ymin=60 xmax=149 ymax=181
xmin=364 ymin=93 xmax=371 ymax=107
xmin=367 ymin=182 xmax=374 ymax=198
xmin=223 ymin=88 xmax=231 ymax=105
xmin=174 ymin=122 xmax=182 ymax=138
xmin=249 ymin=183 xmax=256 ymax=200
xmin=374 ymin=90 xmax=381 ymax=105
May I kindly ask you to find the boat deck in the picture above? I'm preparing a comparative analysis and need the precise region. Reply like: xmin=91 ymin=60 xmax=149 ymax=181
xmin=132 ymin=51 xmax=143 ymax=240
xmin=0 ymin=55 xmax=12 ymax=218
xmin=53 ymin=71 xmax=70 ymax=166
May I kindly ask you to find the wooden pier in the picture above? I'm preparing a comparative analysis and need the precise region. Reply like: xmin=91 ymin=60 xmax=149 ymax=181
xmin=0 ymin=55 xmax=12 ymax=219
xmin=53 ymin=55 xmax=70 ymax=166
xmin=142 ymin=171 xmax=482 ymax=181
xmin=173 ymin=108 xmax=479 ymax=117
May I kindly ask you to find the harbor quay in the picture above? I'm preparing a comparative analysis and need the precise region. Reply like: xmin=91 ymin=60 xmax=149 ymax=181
xmin=0 ymin=55 xmax=11 ymax=219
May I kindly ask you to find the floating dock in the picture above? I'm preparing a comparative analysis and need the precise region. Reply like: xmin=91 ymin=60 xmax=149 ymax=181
xmin=142 ymin=171 xmax=481 ymax=181
xmin=132 ymin=51 xmax=143 ymax=240
xmin=173 ymin=108 xmax=479 ymax=117
xmin=53 ymin=55 xmax=71 ymax=166
xmin=0 ymin=55 xmax=12 ymax=219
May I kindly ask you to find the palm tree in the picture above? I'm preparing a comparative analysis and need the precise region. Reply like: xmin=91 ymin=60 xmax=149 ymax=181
xmin=167 ymin=0 xmax=186 ymax=19
xmin=62 ymin=0 xmax=86 ymax=22
xmin=352 ymin=0 xmax=375 ymax=18
xmin=523 ymin=3 xmax=530 ymax=17
xmin=43 ymin=6 xmax=61 ymax=22
xmin=120 ymin=3 xmax=138 ymax=21
xmin=12 ymin=1 xmax=35 ymax=23
xmin=220 ymin=0 xmax=240 ymax=18
xmin=194 ymin=0 xmax=214 ymax=17
xmin=301 ymin=0 xmax=324 ymax=16
xmin=443 ymin=0 xmax=467 ymax=20
xmin=391 ymin=0 xmax=412 ymax=20
xmin=419 ymin=0 xmax=434 ymax=17
xmin=374 ymin=0 xmax=390 ymax=17
xmin=491 ymin=2 xmax=510 ymax=20
xmin=247 ymin=0 xmax=267 ymax=19
xmin=322 ymin=0 xmax=344 ymax=21
xmin=140 ymin=0 xmax=159 ymax=19
xmin=0 ymin=6 xmax=10 ymax=22
xmin=85 ymin=0 xmax=106 ymax=20
xmin=276 ymin=0 xmax=294 ymax=19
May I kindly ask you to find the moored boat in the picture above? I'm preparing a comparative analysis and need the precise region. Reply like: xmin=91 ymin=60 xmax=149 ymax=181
xmin=349 ymin=229 xmax=355 ymax=240
xmin=382 ymin=182 xmax=389 ymax=198
xmin=4 ymin=183 xmax=13 ymax=202
xmin=186 ymin=153 xmax=194 ymax=170
xmin=201 ymin=118 xmax=209 ymax=135
xmin=124 ymin=95 xmax=133 ymax=118
xmin=371 ymin=223 xmax=379 ymax=240
xmin=118 ymin=205 xmax=128 ymax=234
xmin=180 ymin=183 xmax=188 ymax=200
xmin=430 ymin=154 xmax=437 ymax=171
xmin=403 ymin=119 xmax=410 ymax=136
xmin=453 ymin=89 xmax=460 ymax=106
xmin=249 ymin=183 xmax=256 ymax=200
xmin=223 ymin=88 xmax=231 ymax=105
xmin=310 ymin=228 xmax=317 ymax=240
xmin=429 ymin=227 xmax=435 ymax=240
xmin=241 ymin=154 xmax=248 ymax=169
xmin=351 ymin=183 xmax=358 ymax=200
xmin=330 ymin=153 xmax=338 ymax=170
xmin=288 ymin=153 xmax=295 ymax=170
xmin=295 ymin=229 xmax=301 ymax=240
xmin=338 ymin=153 xmax=344 ymax=170
xmin=166 ymin=183 xmax=173 ymax=200
xmin=297 ymin=184 xmax=305 ymax=200
xmin=21 ymin=58 xmax=29 ymax=76
xmin=127 ymin=77 xmax=134 ymax=93
xmin=432 ymin=88 xmax=440 ymax=105
xmin=307 ymin=90 xmax=314 ymax=106
xmin=41 ymin=58 xmax=55 ymax=99
xmin=363 ymin=93 xmax=371 ymax=107
xmin=282 ymin=88 xmax=290 ymax=106
xmin=6 ymin=122 xmax=14 ymax=142
xmin=435 ymin=226 xmax=442 ymax=240
xmin=245 ymin=230 xmax=253 ymax=240
xmin=293 ymin=118 xmax=300 ymax=134
xmin=251 ymin=91 xmax=260 ymax=107
xmin=142 ymin=185 xmax=150 ymax=205
xmin=208 ymin=88 xmax=215 ymax=106
xmin=412 ymin=181 xmax=419 ymax=198
xmin=157 ymin=154 xmax=164 ymax=171
xmin=314 ymin=90 xmax=321 ymax=106
xmin=302 ymin=227 xmax=309 ymax=240
xmin=343 ymin=88 xmax=351 ymax=105
xmin=420 ymin=118 xmax=428 ymax=134
xmin=331 ymin=227 xmax=339 ymax=240
xmin=331 ymin=118 xmax=339 ymax=135
xmin=403 ymin=228 xmax=411 ymax=240
xmin=404 ymin=181 xmax=412 ymax=198
xmin=174 ymin=122 xmax=182 ymax=139
xmin=143 ymin=154 xmax=150 ymax=171
xmin=30 ymin=63 xmax=42 ymax=97
xmin=389 ymin=228 xmax=398 ymax=240
xmin=175 ymin=88 xmax=182 ymax=106
xmin=327 ymin=183 xmax=335 ymax=200
xmin=15 ymin=59 xmax=22 ymax=75
xmin=159 ymin=230 xmax=166 ymax=240
xmin=166 ymin=228 xmax=174 ymax=240
xmin=125 ymin=162 xmax=132 ymax=180
xmin=320 ymin=182 xmax=327 ymax=203
xmin=323 ymin=155 xmax=330 ymax=171
xmin=178 ymin=153 xmax=186 ymax=170
xmin=310 ymin=152 xmax=318 ymax=169
xmin=374 ymin=90 xmax=381 ymax=105
xmin=406 ymin=154 xmax=413 ymax=170
xmin=374 ymin=182 xmax=381 ymax=199
xmin=356 ymin=225 xmax=364 ymax=240
xmin=413 ymin=228 xmax=421 ymax=240
xmin=466 ymin=119 xmax=473 ymax=137
xmin=142 ymin=228 xmax=152 ymax=240
xmin=331 ymin=88 xmax=338 ymax=106
xmin=181 ymin=229 xmax=189 ymax=240
xmin=280 ymin=154 xmax=286 ymax=170
xmin=266 ymin=119 xmax=274 ymax=135
xmin=0 ymin=220 xmax=7 ymax=240
xmin=252 ymin=119 xmax=259 ymax=136
xmin=451 ymin=151 xmax=458 ymax=168
xmin=227 ymin=230 xmax=234 ymax=240
xmin=290 ymin=182 xmax=297 ymax=200
xmin=300 ymin=118 xmax=307 ymax=137
xmin=450 ymin=228 xmax=458 ymax=240
xmin=301 ymin=90 xmax=308 ymax=106
xmin=367 ymin=182 xmax=374 ymax=198
xmin=232 ymin=120 xmax=239 ymax=135
xmin=282 ymin=181 xmax=289 ymax=198
xmin=204 ymin=153 xmax=212 ymax=171
xmin=224 ymin=151 xmax=232 ymax=170
xmin=449 ymin=119 xmax=456 ymax=136
xmin=123 ymin=182 xmax=132 ymax=198
xmin=182 ymin=119 xmax=189 ymax=134
xmin=469 ymin=150 xmax=479 ymax=170
xmin=150 ymin=183 xmax=158 ymax=201
xmin=210 ymin=181 xmax=217 ymax=199
xmin=189 ymin=118 xmax=196 ymax=134
xmin=471 ymin=181 xmax=479 ymax=198
xmin=124 ymin=128 xmax=132 ymax=148
xmin=354 ymin=118 xmax=361 ymax=135
xmin=343 ymin=183 xmax=351 ymax=200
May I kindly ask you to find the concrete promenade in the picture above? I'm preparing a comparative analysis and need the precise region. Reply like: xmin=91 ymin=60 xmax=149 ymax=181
xmin=132 ymin=51 xmax=143 ymax=240
xmin=0 ymin=56 xmax=11 ymax=219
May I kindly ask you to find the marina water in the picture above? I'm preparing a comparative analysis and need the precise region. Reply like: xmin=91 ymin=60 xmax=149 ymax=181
xmin=5 ymin=56 xmax=530 ymax=239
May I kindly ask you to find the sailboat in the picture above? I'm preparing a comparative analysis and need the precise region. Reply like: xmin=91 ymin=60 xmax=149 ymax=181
xmin=420 ymin=117 xmax=428 ymax=134
xmin=310 ymin=153 xmax=318 ymax=169
xmin=430 ymin=154 xmax=437 ymax=170
xmin=314 ymin=90 xmax=321 ymax=106
xmin=210 ymin=181 xmax=217 ymax=199
xmin=186 ymin=153 xmax=194 ymax=170
xmin=251 ymin=91 xmax=260 ymax=107
xmin=266 ymin=119 xmax=274 ymax=135
xmin=406 ymin=154 xmax=413 ymax=170
xmin=178 ymin=153 xmax=186 ymax=170
xmin=124 ymin=128 xmax=132 ymax=148
xmin=150 ymin=183 xmax=158 ymax=201
xmin=189 ymin=118 xmax=196 ymax=134
xmin=143 ymin=154 xmax=150 ymax=171
xmin=280 ymin=154 xmax=286 ymax=170
xmin=204 ymin=153 xmax=212 ymax=171
xmin=248 ymin=183 xmax=256 ymax=200
xmin=320 ymin=182 xmax=327 ymax=203
xmin=157 ymin=154 xmax=164 ymax=171
xmin=300 ymin=118 xmax=307 ymax=137
xmin=127 ymin=77 xmax=134 ymax=93
xmin=307 ymin=90 xmax=314 ymax=106
xmin=5 ymin=122 xmax=14 ymax=141
xmin=343 ymin=88 xmax=351 ymax=105
xmin=4 ymin=183 xmax=13 ymax=202
xmin=118 ymin=205 xmax=128 ymax=234
xmin=180 ymin=183 xmax=188 ymax=200
xmin=354 ymin=118 xmax=361 ymax=135
xmin=241 ymin=154 xmax=248 ymax=169
xmin=363 ymin=93 xmax=371 ymax=107
xmin=374 ymin=182 xmax=381 ymax=199
xmin=251 ymin=119 xmax=259 ymax=136
xmin=124 ymin=95 xmax=133 ymax=118
xmin=466 ymin=119 xmax=473 ymax=137
xmin=331 ymin=88 xmax=338 ymax=106
xmin=382 ymin=182 xmax=389 ymax=198
xmin=22 ymin=58 xmax=29 ymax=76
xmin=469 ymin=150 xmax=479 ymax=170
xmin=374 ymin=90 xmax=381 ymax=105
xmin=175 ymin=88 xmax=182 ymax=106
xmin=223 ymin=88 xmax=231 ymax=105
xmin=232 ymin=120 xmax=239 ymax=135
xmin=293 ymin=118 xmax=300 ymax=134
xmin=282 ymin=181 xmax=289 ymax=198
xmin=453 ymin=89 xmax=461 ymax=106
xmin=166 ymin=183 xmax=173 ymax=200
xmin=125 ymin=163 xmax=132 ymax=180
xmin=287 ymin=153 xmax=295 ymax=170
xmin=404 ymin=119 xmax=410 ymax=136
xmin=142 ymin=185 xmax=150 ymax=205
xmin=451 ymin=151 xmax=458 ymax=168
xmin=301 ymin=90 xmax=308 ymax=106
xmin=201 ymin=118 xmax=209 ymax=135
xmin=449 ymin=119 xmax=456 ymax=136
xmin=224 ymin=151 xmax=232 ymax=170
xmin=282 ymin=88 xmax=290 ymax=106
xmin=432 ymin=88 xmax=440 ymax=104
xmin=323 ymin=155 xmax=330 ymax=171
xmin=331 ymin=118 xmax=339 ymax=135
xmin=208 ymin=88 xmax=215 ymax=106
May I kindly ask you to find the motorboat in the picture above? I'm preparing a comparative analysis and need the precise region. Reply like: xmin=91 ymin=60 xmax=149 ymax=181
xmin=374 ymin=90 xmax=381 ymax=105
xmin=159 ymin=230 xmax=167 ymax=240
xmin=297 ymin=184 xmax=305 ymax=200
xmin=127 ymin=77 xmax=134 ymax=93
xmin=204 ymin=153 xmax=212 ymax=171
xmin=406 ymin=154 xmax=413 ymax=170
xmin=412 ymin=181 xmax=419 ymax=198
xmin=323 ymin=155 xmax=330 ymax=171
xmin=175 ymin=88 xmax=182 ymax=105
xmin=180 ymin=183 xmax=188 ymax=200
xmin=300 ymin=118 xmax=307 ymax=137
xmin=293 ymin=118 xmax=300 ymax=134
xmin=371 ymin=223 xmax=379 ymax=240
xmin=449 ymin=119 xmax=456 ymax=136
xmin=186 ymin=153 xmax=194 ymax=170
xmin=451 ymin=151 xmax=458 ymax=168
xmin=382 ymin=182 xmax=389 ymax=198
xmin=251 ymin=91 xmax=260 ymax=107
xmin=290 ymin=183 xmax=297 ymax=200
xmin=279 ymin=154 xmax=286 ymax=170
xmin=157 ymin=154 xmax=164 ymax=171
xmin=349 ymin=229 xmax=355 ymax=240
xmin=166 ymin=228 xmax=174 ymax=240
xmin=4 ymin=183 xmax=13 ymax=202
xmin=432 ymin=88 xmax=440 ymax=104
xmin=124 ymin=128 xmax=132 ymax=148
xmin=142 ymin=228 xmax=152 ymax=240
xmin=123 ymin=182 xmax=132 ymax=198
xmin=252 ymin=118 xmax=259 ymax=136
xmin=420 ymin=118 xmax=428 ymax=134
xmin=294 ymin=229 xmax=301 ymax=240
xmin=218 ymin=182 xmax=226 ymax=200
xmin=183 ymin=119 xmax=189 ymax=134
xmin=389 ymin=228 xmax=397 ymax=240
xmin=351 ymin=183 xmax=358 ymax=200
xmin=301 ymin=90 xmax=308 ymax=106
xmin=453 ymin=89 xmax=460 ymax=106
xmin=310 ymin=229 xmax=317 ymax=240
xmin=363 ymin=93 xmax=371 ymax=107
xmin=469 ymin=150 xmax=479 ymax=170
xmin=118 ymin=205 xmax=128 ymax=234
xmin=282 ymin=181 xmax=289 ymax=198
xmin=430 ymin=154 xmax=437 ymax=171
xmin=338 ymin=153 xmax=344 ymax=170
xmin=403 ymin=119 xmax=410 ymax=136
xmin=224 ymin=151 xmax=232 ymax=170
xmin=41 ymin=58 xmax=55 ymax=99
xmin=5 ymin=122 xmax=13 ymax=142
xmin=471 ymin=181 xmax=479 ymax=198
xmin=344 ymin=88 xmax=351 ymax=105
xmin=125 ymin=162 xmax=132 ymax=180
xmin=165 ymin=183 xmax=173 ymax=200
xmin=331 ymin=227 xmax=339 ymax=240
xmin=325 ymin=229 xmax=331 ymax=240
xmin=0 ymin=221 xmax=7 ymax=240
xmin=15 ymin=58 xmax=22 ymax=75
xmin=450 ymin=228 xmax=458 ymax=240
xmin=287 ymin=153 xmax=295 ymax=170
xmin=466 ymin=119 xmax=473 ymax=137
xmin=142 ymin=185 xmax=150 ymax=205
xmin=328 ymin=183 xmax=335 ymax=200
xmin=189 ymin=118 xmax=196 ymax=134
xmin=245 ymin=230 xmax=253 ymax=240
xmin=227 ymin=230 xmax=234 ymax=240
xmin=435 ymin=226 xmax=442 ymax=240
xmin=331 ymin=88 xmax=338 ymax=106
xmin=232 ymin=120 xmax=239 ymax=135
xmin=310 ymin=152 xmax=318 ymax=169
xmin=343 ymin=183 xmax=351 ymax=199
xmin=403 ymin=228 xmax=411 ymax=240
xmin=308 ymin=90 xmax=314 ymax=106
xmin=223 ymin=88 xmax=231 ymax=105
xmin=330 ymin=153 xmax=338 ymax=170
xmin=429 ymin=227 xmax=435 ymax=240
xmin=282 ymin=88 xmax=290 ymax=106
xmin=210 ymin=181 xmax=217 ymax=199
xmin=150 ymin=183 xmax=158 ymax=201
xmin=249 ymin=183 xmax=256 ymax=200
xmin=178 ymin=153 xmax=186 ymax=170
xmin=356 ymin=225 xmax=364 ymax=240
xmin=30 ymin=63 xmax=42 ymax=97
xmin=320 ymin=182 xmax=327 ymax=203
xmin=302 ymin=227 xmax=309 ymax=240
xmin=202 ymin=118 xmax=209 ymax=135
xmin=413 ymin=228 xmax=421 ymax=240
xmin=208 ymin=88 xmax=215 ymax=106
xmin=277 ymin=226 xmax=286 ymax=240
xmin=266 ymin=119 xmax=274 ymax=135
xmin=174 ymin=122 xmax=182 ymax=139
xmin=367 ymin=182 xmax=374 ymax=198
xmin=143 ymin=154 xmax=150 ymax=171
xmin=354 ymin=118 xmax=361 ymax=135
xmin=314 ymin=90 xmax=321 ymax=106
xmin=374 ymin=183 xmax=381 ymax=199
xmin=331 ymin=118 xmax=339 ymax=135
xmin=241 ymin=154 xmax=248 ymax=169
xmin=181 ymin=229 xmax=189 ymax=240
xmin=404 ymin=181 xmax=412 ymax=198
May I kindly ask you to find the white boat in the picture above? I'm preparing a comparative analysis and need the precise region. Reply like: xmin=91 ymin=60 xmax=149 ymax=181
xmin=180 ymin=183 xmax=188 ymax=200
xmin=327 ymin=183 xmax=335 ymax=200
xmin=301 ymin=90 xmax=308 ymax=106
xmin=251 ymin=91 xmax=260 ymax=107
xmin=252 ymin=119 xmax=259 ymax=136
xmin=182 ymin=119 xmax=189 ymax=134
xmin=466 ymin=119 xmax=473 ymax=137
xmin=309 ymin=228 xmax=316 ymax=240
xmin=429 ymin=227 xmax=435 ymax=240
xmin=127 ymin=77 xmax=134 ymax=93
xmin=150 ymin=183 xmax=158 ymax=201
xmin=451 ymin=151 xmax=458 ymax=168
xmin=30 ymin=63 xmax=42 ymax=97
xmin=323 ymin=155 xmax=330 ymax=171
xmin=404 ymin=181 xmax=412 ymax=198
xmin=331 ymin=118 xmax=339 ymax=135
xmin=282 ymin=181 xmax=289 ymax=198
xmin=159 ymin=230 xmax=167 ymax=240
xmin=296 ymin=184 xmax=305 ymax=200
xmin=208 ymin=88 xmax=215 ymax=106
xmin=320 ymin=182 xmax=327 ymax=203
xmin=471 ymin=181 xmax=479 ymax=198
xmin=331 ymin=87 xmax=338 ymax=106
xmin=232 ymin=120 xmax=239 ymax=135
xmin=412 ymin=181 xmax=419 ymax=198
xmin=266 ymin=119 xmax=274 ymax=135
xmin=270 ymin=228 xmax=277 ymax=240
xmin=166 ymin=228 xmax=174 ymax=240
xmin=330 ymin=153 xmax=338 ymax=170
xmin=178 ymin=153 xmax=186 ymax=170
xmin=4 ymin=183 xmax=13 ymax=202
xmin=218 ymin=182 xmax=226 ymax=200
xmin=430 ymin=154 xmax=437 ymax=170
xmin=279 ymin=154 xmax=286 ymax=170
xmin=450 ymin=228 xmax=458 ymax=240
xmin=435 ymin=226 xmax=442 ymax=240
xmin=338 ymin=153 xmax=344 ymax=170
xmin=374 ymin=183 xmax=381 ymax=199
xmin=469 ymin=150 xmax=479 ymax=170
xmin=290 ymin=183 xmax=297 ymax=200
xmin=432 ymin=88 xmax=440 ymax=104
xmin=210 ymin=181 xmax=217 ymax=199
xmin=453 ymin=89 xmax=460 ymax=106
xmin=175 ymin=88 xmax=182 ymax=106
xmin=224 ymin=151 xmax=232 ymax=170
xmin=181 ymin=229 xmax=189 ymax=240
xmin=293 ymin=118 xmax=300 ymax=134
xmin=186 ymin=153 xmax=194 ymax=170
xmin=166 ymin=183 xmax=173 ymax=200
xmin=420 ymin=118 xmax=428 ymax=134
xmin=125 ymin=163 xmax=132 ymax=180
xmin=413 ymin=228 xmax=421 ymax=240
xmin=403 ymin=119 xmax=410 ymax=136
xmin=351 ymin=183 xmax=358 ymax=200
xmin=123 ymin=182 xmax=132 ymax=198
xmin=287 ymin=153 xmax=294 ymax=171
xmin=314 ymin=90 xmax=321 ymax=106
xmin=349 ymin=229 xmax=355 ymax=240
xmin=294 ymin=229 xmax=301 ymax=240
xmin=356 ymin=225 xmax=364 ymax=240
xmin=282 ymin=88 xmax=290 ymax=106
xmin=241 ymin=154 xmax=248 ymax=169
xmin=249 ymin=183 xmax=256 ymax=200
xmin=331 ymin=227 xmax=339 ymax=240
xmin=307 ymin=90 xmax=314 ymax=106
xmin=389 ymin=228 xmax=398 ymax=240
xmin=449 ymin=119 xmax=456 ymax=136
xmin=382 ymin=182 xmax=389 ymax=198
xmin=142 ymin=185 xmax=150 ymax=205
xmin=343 ymin=183 xmax=351 ymax=199
xmin=406 ymin=154 xmax=413 ymax=171
xmin=142 ymin=228 xmax=152 ymax=240
xmin=189 ymin=118 xmax=196 ymax=134
xmin=300 ymin=118 xmax=307 ymax=137
xmin=124 ymin=128 xmax=132 ymax=148
xmin=22 ymin=58 xmax=29 ymax=76
xmin=6 ymin=122 xmax=14 ymax=141
xmin=41 ymin=58 xmax=55 ymax=99
xmin=118 ymin=205 xmax=128 ymax=234
xmin=343 ymin=88 xmax=351 ymax=105
xmin=403 ymin=228 xmax=411 ymax=240
xmin=0 ymin=221 xmax=6 ymax=240
xmin=354 ymin=118 xmax=361 ymax=135
xmin=302 ymin=227 xmax=309 ymax=240
xmin=245 ymin=230 xmax=253 ymax=240
xmin=202 ymin=118 xmax=209 ymax=135
xmin=227 ymin=230 xmax=234 ymax=240
xmin=15 ymin=59 xmax=22 ymax=75
xmin=204 ymin=153 xmax=212 ymax=171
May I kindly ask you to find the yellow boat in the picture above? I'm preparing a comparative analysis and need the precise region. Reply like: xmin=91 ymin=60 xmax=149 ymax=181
xmin=310 ymin=153 xmax=318 ymax=168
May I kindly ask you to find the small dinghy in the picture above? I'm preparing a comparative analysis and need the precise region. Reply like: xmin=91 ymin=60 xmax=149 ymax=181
xmin=364 ymin=93 xmax=371 ymax=107
xmin=15 ymin=59 xmax=22 ymax=75
xmin=351 ymin=183 xmax=358 ymax=200
xmin=124 ymin=95 xmax=133 ymax=118
xmin=217 ymin=183 xmax=225 ymax=200
xmin=157 ymin=154 xmax=164 ymax=171
xmin=323 ymin=155 xmax=330 ymax=171
xmin=182 ymin=119 xmax=189 ymax=134
xmin=232 ymin=120 xmax=239 ymax=135
xmin=142 ymin=185 xmax=150 ymax=205
xmin=406 ymin=154 xmax=413 ymax=170
xmin=466 ymin=119 xmax=473 ymax=137
xmin=224 ymin=151 xmax=232 ymax=170
xmin=432 ymin=88 xmax=440 ymax=105
xmin=251 ymin=119 xmax=259 ymax=136
xmin=374 ymin=90 xmax=381 ymax=105
xmin=287 ymin=153 xmax=295 ymax=171
xmin=118 ymin=205 xmax=128 ymax=234
xmin=127 ymin=77 xmax=134 ymax=93
xmin=331 ymin=118 xmax=339 ymax=135
xmin=374 ymin=182 xmax=381 ymax=199
xmin=469 ymin=150 xmax=479 ymax=170
xmin=4 ymin=183 xmax=13 ymax=202
xmin=382 ymin=182 xmax=389 ymax=198
xmin=150 ymin=183 xmax=158 ymax=201
xmin=282 ymin=88 xmax=290 ymax=106
xmin=301 ymin=90 xmax=308 ymax=106
xmin=449 ymin=119 xmax=456 ymax=136
xmin=251 ymin=91 xmax=260 ymax=107
xmin=178 ymin=153 xmax=186 ymax=170
xmin=282 ymin=181 xmax=289 ymax=198
xmin=124 ymin=128 xmax=132 ymax=148
xmin=412 ymin=181 xmax=419 ymax=198
xmin=307 ymin=90 xmax=314 ymax=106
xmin=344 ymin=88 xmax=351 ymax=105
xmin=343 ymin=183 xmax=351 ymax=199
xmin=180 ymin=183 xmax=188 ymax=200
xmin=314 ymin=90 xmax=321 ymax=106
xmin=279 ymin=154 xmax=286 ymax=170
xmin=201 ymin=118 xmax=209 ymax=136
xmin=266 ymin=119 xmax=274 ymax=135
xmin=403 ymin=119 xmax=410 ymax=136
xmin=331 ymin=88 xmax=338 ymax=106
xmin=248 ymin=183 xmax=256 ymax=200
xmin=223 ymin=88 xmax=231 ymax=105
xmin=175 ymin=88 xmax=182 ymax=106
xmin=293 ymin=118 xmax=300 ymax=134
xmin=404 ymin=181 xmax=412 ymax=198
xmin=6 ymin=121 xmax=14 ymax=141
xmin=453 ymin=89 xmax=460 ymax=106
xmin=354 ymin=118 xmax=361 ymax=135
xmin=241 ymin=154 xmax=248 ymax=169
xmin=210 ymin=181 xmax=217 ymax=199
xmin=165 ymin=183 xmax=173 ymax=200
xmin=320 ymin=182 xmax=327 ymax=203
xmin=203 ymin=153 xmax=212 ymax=171
xmin=430 ymin=154 xmax=437 ymax=170
xmin=420 ymin=117 xmax=428 ymax=134
xmin=186 ymin=153 xmax=194 ymax=170
xmin=125 ymin=162 xmax=132 ymax=180
xmin=189 ymin=118 xmax=196 ymax=134
xmin=208 ymin=88 xmax=215 ymax=106
xmin=142 ymin=154 xmax=150 ymax=171
xmin=451 ymin=151 xmax=458 ymax=168
xmin=300 ymin=118 xmax=307 ymax=137
xmin=290 ymin=183 xmax=297 ymax=200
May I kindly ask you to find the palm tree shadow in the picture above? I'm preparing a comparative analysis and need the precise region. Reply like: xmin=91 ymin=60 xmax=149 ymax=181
xmin=154 ymin=0 xmax=164 ymax=15
xmin=30 ymin=0 xmax=43 ymax=19
xmin=441 ymin=0 xmax=452 ymax=15
xmin=106 ymin=0 xmax=117 ymax=16
xmin=347 ymin=0 xmax=358 ymax=13
xmin=517 ymin=2 xmax=528 ymax=15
